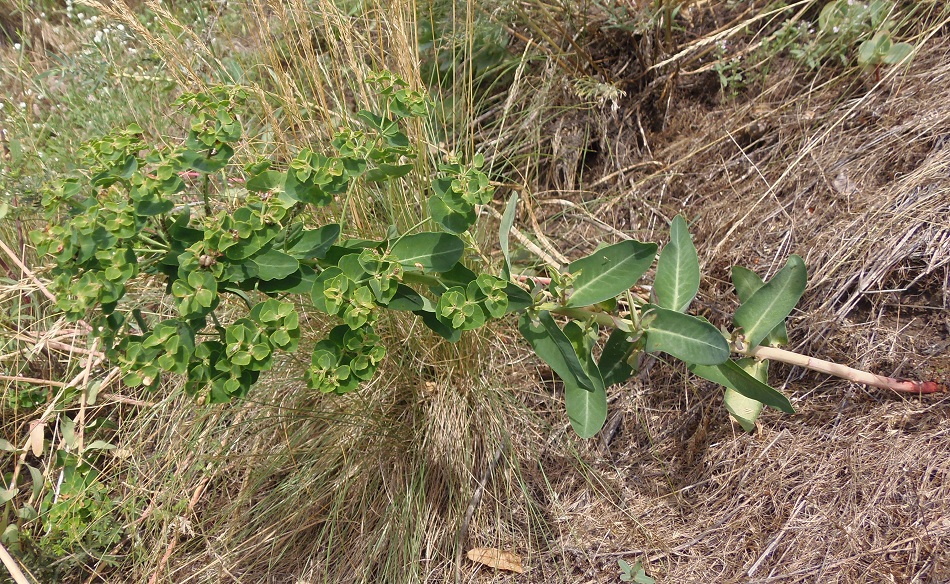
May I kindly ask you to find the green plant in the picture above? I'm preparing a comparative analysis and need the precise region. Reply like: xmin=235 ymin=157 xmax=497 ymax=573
xmin=29 ymin=74 xmax=943 ymax=441
xmin=619 ymin=558 xmax=655 ymax=583
xmin=789 ymin=0 xmax=914 ymax=69
xmin=1 ymin=418 xmax=123 ymax=578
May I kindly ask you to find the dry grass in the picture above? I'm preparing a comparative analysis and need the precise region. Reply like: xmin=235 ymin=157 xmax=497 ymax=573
xmin=3 ymin=0 xmax=950 ymax=582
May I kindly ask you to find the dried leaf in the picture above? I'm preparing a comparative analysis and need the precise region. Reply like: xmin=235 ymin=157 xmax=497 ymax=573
xmin=28 ymin=421 xmax=45 ymax=457
xmin=466 ymin=547 xmax=524 ymax=573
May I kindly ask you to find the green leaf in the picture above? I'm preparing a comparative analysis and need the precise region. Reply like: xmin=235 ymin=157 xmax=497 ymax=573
xmin=286 ymin=224 xmax=341 ymax=259
xmin=256 ymin=265 xmax=315 ymax=294
xmin=386 ymin=285 xmax=429 ymax=311
xmin=689 ymin=359 xmax=794 ymax=413
xmin=883 ymin=42 xmax=914 ymax=65
xmin=722 ymin=358 xmax=768 ymax=432
xmin=565 ymin=240 xmax=657 ymax=308
xmin=562 ymin=322 xmax=608 ymax=439
xmin=283 ymin=170 xmax=333 ymax=206
xmin=518 ymin=311 xmax=597 ymax=392
xmin=564 ymin=374 xmax=607 ymax=438
xmin=0 ymin=488 xmax=18 ymax=505
xmin=654 ymin=215 xmax=699 ymax=312
xmin=503 ymin=282 xmax=533 ymax=314
xmin=731 ymin=266 xmax=788 ymax=346
xmin=61 ymin=416 xmax=76 ymax=449
xmin=733 ymin=255 xmax=806 ymax=349
xmin=252 ymin=249 xmax=299 ymax=281
xmin=619 ymin=560 xmax=655 ymax=584
xmin=84 ymin=440 xmax=116 ymax=451
xmin=643 ymin=307 xmax=730 ymax=365
xmin=135 ymin=197 xmax=174 ymax=217
xmin=499 ymin=193 xmax=519 ymax=280
xmin=599 ymin=328 xmax=636 ymax=387
xmin=417 ymin=309 xmax=462 ymax=342
xmin=246 ymin=170 xmax=284 ymax=192
xmin=429 ymin=194 xmax=475 ymax=234
xmin=391 ymin=232 xmax=464 ymax=273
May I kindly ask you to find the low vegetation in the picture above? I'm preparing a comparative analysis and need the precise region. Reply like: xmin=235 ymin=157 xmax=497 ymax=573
xmin=1 ymin=1 xmax=948 ymax=582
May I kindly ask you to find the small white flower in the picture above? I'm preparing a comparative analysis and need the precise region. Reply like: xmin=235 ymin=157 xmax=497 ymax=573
xmin=13 ymin=43 xmax=20 ymax=50
xmin=18 ymin=102 xmax=25 ymax=109
xmin=117 ymin=24 xmax=125 ymax=31
xmin=128 ymin=47 xmax=137 ymax=54
xmin=833 ymin=26 xmax=840 ymax=33
xmin=33 ymin=18 xmax=41 ymax=25
xmin=76 ymin=12 xmax=84 ymax=19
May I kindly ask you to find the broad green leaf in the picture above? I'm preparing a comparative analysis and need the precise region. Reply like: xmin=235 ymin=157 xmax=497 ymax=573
xmin=386 ymin=285 xmax=429 ymax=311
xmin=366 ymin=163 xmax=413 ymax=182
xmin=27 ymin=465 xmax=43 ymax=501
xmin=246 ymin=170 xmax=284 ymax=192
xmin=391 ymin=232 xmax=464 ymax=273
xmin=564 ymin=375 xmax=608 ymax=438
xmin=429 ymin=194 xmax=475 ymax=234
xmin=733 ymin=255 xmax=806 ymax=349
xmin=599 ymin=328 xmax=636 ymax=387
xmin=643 ymin=307 xmax=730 ymax=365
xmin=286 ymin=224 xmax=341 ymax=259
xmin=563 ymin=322 xmax=604 ymax=385
xmin=883 ymin=42 xmax=914 ymax=65
xmin=565 ymin=240 xmax=657 ymax=308
xmin=84 ymin=440 xmax=116 ymax=451
xmin=723 ymin=358 xmax=768 ymax=432
xmin=283 ymin=170 xmax=333 ymax=206
xmin=0 ymin=488 xmax=18 ymax=505
xmin=503 ymin=282 xmax=533 ymax=314
xmin=417 ymin=309 xmax=462 ymax=342
xmin=135 ymin=197 xmax=174 ymax=217
xmin=731 ymin=266 xmax=788 ymax=346
xmin=689 ymin=359 xmax=794 ymax=413
xmin=499 ymin=193 xmax=519 ymax=281
xmin=518 ymin=311 xmax=597 ymax=392
xmin=252 ymin=249 xmax=299 ymax=281
xmin=654 ymin=215 xmax=700 ymax=313
xmin=562 ymin=322 xmax=608 ymax=438
xmin=224 ymin=225 xmax=280 ymax=261
xmin=257 ymin=265 xmax=315 ymax=294
xmin=61 ymin=416 xmax=76 ymax=449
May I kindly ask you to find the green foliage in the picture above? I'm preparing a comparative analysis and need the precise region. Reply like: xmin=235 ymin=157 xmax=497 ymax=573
xmin=654 ymin=214 xmax=700 ymax=313
xmin=619 ymin=558 xmax=655 ymax=583
xmin=1 ymin=421 xmax=124 ymax=578
xmin=722 ymin=358 xmax=769 ymax=432
xmin=564 ymin=240 xmax=657 ymax=308
xmin=32 ymin=76 xmax=809 ymax=443
xmin=713 ymin=1 xmax=915 ymax=95
xmin=733 ymin=255 xmax=806 ymax=350
xmin=791 ymin=0 xmax=914 ymax=69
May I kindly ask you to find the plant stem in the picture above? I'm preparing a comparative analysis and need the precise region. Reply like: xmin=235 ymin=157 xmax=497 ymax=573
xmin=546 ymin=303 xmax=945 ymax=394
xmin=742 ymin=344 xmax=946 ymax=394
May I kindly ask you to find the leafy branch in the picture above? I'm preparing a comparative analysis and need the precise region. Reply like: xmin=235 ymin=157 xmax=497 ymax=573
xmin=29 ymin=75 xmax=944 ymax=439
